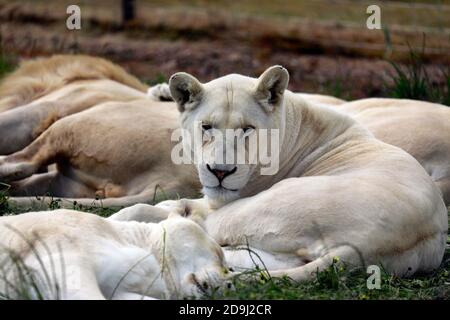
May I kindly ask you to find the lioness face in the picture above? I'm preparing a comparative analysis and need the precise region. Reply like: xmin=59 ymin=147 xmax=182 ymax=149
xmin=169 ymin=66 xmax=289 ymax=206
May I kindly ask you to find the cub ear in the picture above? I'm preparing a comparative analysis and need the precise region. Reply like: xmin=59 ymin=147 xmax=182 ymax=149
xmin=254 ymin=65 xmax=289 ymax=112
xmin=169 ymin=72 xmax=204 ymax=112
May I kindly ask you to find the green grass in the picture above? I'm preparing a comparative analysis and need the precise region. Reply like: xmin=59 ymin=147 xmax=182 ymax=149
xmin=208 ymin=243 xmax=450 ymax=300
xmin=0 ymin=53 xmax=14 ymax=80
xmin=144 ymin=73 xmax=168 ymax=86
xmin=0 ymin=35 xmax=16 ymax=80
xmin=319 ymin=77 xmax=354 ymax=101
xmin=386 ymin=45 xmax=450 ymax=106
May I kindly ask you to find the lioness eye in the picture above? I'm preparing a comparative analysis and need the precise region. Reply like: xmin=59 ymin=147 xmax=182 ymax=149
xmin=202 ymin=124 xmax=212 ymax=132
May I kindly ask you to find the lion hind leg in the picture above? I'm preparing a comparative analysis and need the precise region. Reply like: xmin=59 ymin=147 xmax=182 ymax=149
xmin=0 ymin=101 xmax=61 ymax=155
xmin=0 ymin=156 xmax=40 ymax=183
xmin=8 ymin=171 xmax=58 ymax=196
xmin=0 ymin=130 xmax=57 ymax=183
xmin=268 ymin=246 xmax=362 ymax=282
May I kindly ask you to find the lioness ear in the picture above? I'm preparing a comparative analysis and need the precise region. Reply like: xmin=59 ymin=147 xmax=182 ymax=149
xmin=254 ymin=65 xmax=289 ymax=112
xmin=169 ymin=72 xmax=204 ymax=112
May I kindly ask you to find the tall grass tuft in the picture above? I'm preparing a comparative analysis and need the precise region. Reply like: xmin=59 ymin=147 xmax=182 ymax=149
xmin=387 ymin=46 xmax=450 ymax=106
xmin=0 ymin=35 xmax=15 ymax=80
xmin=0 ymin=227 xmax=65 ymax=300
xmin=0 ymin=183 xmax=11 ymax=215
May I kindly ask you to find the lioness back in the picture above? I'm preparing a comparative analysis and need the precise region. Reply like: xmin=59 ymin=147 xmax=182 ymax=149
xmin=0 ymin=54 xmax=148 ymax=112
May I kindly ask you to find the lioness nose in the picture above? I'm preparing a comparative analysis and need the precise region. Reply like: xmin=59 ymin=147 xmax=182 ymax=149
xmin=206 ymin=164 xmax=237 ymax=182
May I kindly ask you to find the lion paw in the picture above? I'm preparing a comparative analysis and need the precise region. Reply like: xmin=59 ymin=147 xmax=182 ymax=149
xmin=147 ymin=83 xmax=173 ymax=101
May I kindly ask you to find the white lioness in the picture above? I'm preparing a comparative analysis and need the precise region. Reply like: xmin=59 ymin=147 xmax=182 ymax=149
xmin=110 ymin=66 xmax=447 ymax=281
xmin=147 ymin=83 xmax=450 ymax=205
xmin=0 ymin=66 xmax=338 ymax=204
xmin=0 ymin=209 xmax=229 ymax=299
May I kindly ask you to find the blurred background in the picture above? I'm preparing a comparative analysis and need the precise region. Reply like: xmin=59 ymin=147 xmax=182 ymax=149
xmin=0 ymin=0 xmax=449 ymax=102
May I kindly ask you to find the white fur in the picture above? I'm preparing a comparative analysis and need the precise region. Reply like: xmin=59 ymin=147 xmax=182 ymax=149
xmin=112 ymin=66 xmax=448 ymax=281
xmin=0 ymin=210 xmax=230 ymax=300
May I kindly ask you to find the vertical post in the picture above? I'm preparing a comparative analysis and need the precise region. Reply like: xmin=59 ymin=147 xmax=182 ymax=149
xmin=122 ymin=0 xmax=135 ymax=25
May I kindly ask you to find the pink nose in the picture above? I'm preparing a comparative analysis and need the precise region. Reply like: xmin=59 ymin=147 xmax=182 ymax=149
xmin=212 ymin=169 xmax=226 ymax=180
xmin=206 ymin=164 xmax=237 ymax=182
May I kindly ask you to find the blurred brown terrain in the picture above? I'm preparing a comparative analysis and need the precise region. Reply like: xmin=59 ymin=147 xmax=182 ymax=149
xmin=0 ymin=0 xmax=449 ymax=99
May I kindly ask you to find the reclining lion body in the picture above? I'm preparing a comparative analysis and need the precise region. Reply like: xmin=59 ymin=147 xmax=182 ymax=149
xmin=146 ymin=84 xmax=450 ymax=205
xmin=0 ymin=209 xmax=228 ymax=299
xmin=108 ymin=67 xmax=447 ymax=281
xmin=0 ymin=99 xmax=200 ymax=206
xmin=0 ymin=79 xmax=149 ymax=155
xmin=0 ymin=55 xmax=151 ymax=156
xmin=0 ymin=54 xmax=147 ymax=113
xmin=338 ymin=98 xmax=450 ymax=204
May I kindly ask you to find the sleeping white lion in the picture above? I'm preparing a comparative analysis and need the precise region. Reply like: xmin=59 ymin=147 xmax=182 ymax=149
xmin=0 ymin=209 xmax=230 ymax=300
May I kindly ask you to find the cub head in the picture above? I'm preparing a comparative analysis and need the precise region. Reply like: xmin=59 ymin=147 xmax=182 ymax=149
xmin=159 ymin=215 xmax=232 ymax=298
xmin=169 ymin=66 xmax=289 ymax=207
